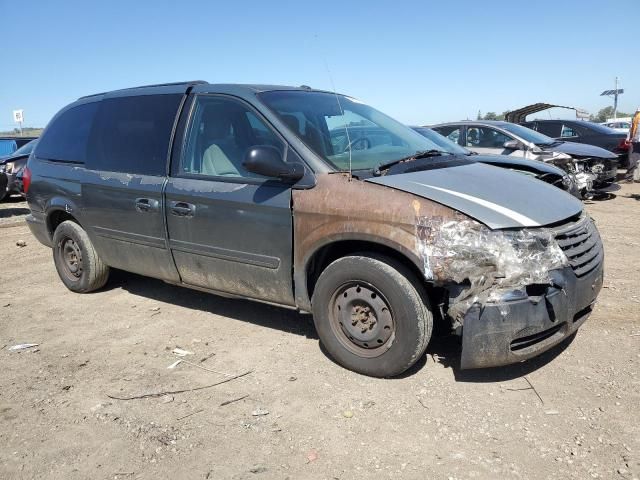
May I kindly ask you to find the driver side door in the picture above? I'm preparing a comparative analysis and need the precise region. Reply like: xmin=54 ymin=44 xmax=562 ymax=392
xmin=164 ymin=94 xmax=297 ymax=306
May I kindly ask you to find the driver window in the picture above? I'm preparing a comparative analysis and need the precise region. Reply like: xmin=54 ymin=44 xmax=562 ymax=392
xmin=180 ymin=96 xmax=285 ymax=179
xmin=466 ymin=127 xmax=510 ymax=148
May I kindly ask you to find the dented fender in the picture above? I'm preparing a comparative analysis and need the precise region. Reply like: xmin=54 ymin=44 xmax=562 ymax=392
xmin=291 ymin=173 xmax=461 ymax=310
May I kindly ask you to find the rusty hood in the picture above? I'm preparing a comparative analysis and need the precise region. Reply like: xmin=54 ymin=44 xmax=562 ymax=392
xmin=366 ymin=162 xmax=583 ymax=229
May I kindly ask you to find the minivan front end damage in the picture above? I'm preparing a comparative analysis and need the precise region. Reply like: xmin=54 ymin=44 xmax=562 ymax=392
xmin=295 ymin=171 xmax=601 ymax=370
xmin=416 ymin=214 xmax=604 ymax=368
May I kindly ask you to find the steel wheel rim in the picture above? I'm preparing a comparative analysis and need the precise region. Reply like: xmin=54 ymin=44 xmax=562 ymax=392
xmin=329 ymin=281 xmax=395 ymax=358
xmin=58 ymin=237 xmax=83 ymax=281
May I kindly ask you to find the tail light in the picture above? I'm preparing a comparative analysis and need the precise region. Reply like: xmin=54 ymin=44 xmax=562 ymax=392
xmin=23 ymin=166 xmax=32 ymax=194
xmin=618 ymin=138 xmax=630 ymax=151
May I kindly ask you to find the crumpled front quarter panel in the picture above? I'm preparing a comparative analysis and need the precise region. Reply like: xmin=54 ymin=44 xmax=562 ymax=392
xmin=291 ymin=173 xmax=459 ymax=309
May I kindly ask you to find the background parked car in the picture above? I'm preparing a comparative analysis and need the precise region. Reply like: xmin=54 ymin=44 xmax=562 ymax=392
xmin=410 ymin=126 xmax=580 ymax=197
xmin=431 ymin=121 xmax=618 ymax=195
xmin=0 ymin=136 xmax=37 ymax=156
xmin=0 ymin=139 xmax=37 ymax=201
xmin=601 ymin=120 xmax=631 ymax=134
xmin=522 ymin=119 xmax=630 ymax=168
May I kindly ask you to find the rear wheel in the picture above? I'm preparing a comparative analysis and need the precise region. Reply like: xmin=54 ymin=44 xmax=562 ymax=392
xmin=52 ymin=220 xmax=109 ymax=292
xmin=0 ymin=174 xmax=8 ymax=202
xmin=311 ymin=254 xmax=432 ymax=377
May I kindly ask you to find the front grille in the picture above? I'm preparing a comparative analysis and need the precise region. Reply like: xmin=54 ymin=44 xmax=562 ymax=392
xmin=554 ymin=216 xmax=603 ymax=277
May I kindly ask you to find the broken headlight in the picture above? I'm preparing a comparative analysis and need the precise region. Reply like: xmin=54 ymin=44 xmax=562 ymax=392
xmin=416 ymin=217 xmax=569 ymax=319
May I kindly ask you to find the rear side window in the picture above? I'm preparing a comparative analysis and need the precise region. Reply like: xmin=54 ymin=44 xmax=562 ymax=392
xmin=86 ymin=94 xmax=182 ymax=176
xmin=561 ymin=124 xmax=579 ymax=138
xmin=35 ymin=102 xmax=98 ymax=162
xmin=433 ymin=126 xmax=461 ymax=144
xmin=536 ymin=122 xmax=562 ymax=137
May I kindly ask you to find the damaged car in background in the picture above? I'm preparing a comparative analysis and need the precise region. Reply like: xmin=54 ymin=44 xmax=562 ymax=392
xmin=24 ymin=82 xmax=603 ymax=377
xmin=409 ymin=126 xmax=580 ymax=197
xmin=0 ymin=139 xmax=37 ymax=201
xmin=432 ymin=120 xmax=618 ymax=198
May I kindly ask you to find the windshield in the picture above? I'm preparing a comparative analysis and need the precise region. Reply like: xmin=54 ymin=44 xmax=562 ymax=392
xmin=12 ymin=139 xmax=37 ymax=156
xmin=411 ymin=127 xmax=469 ymax=155
xmin=258 ymin=91 xmax=444 ymax=171
xmin=499 ymin=123 xmax=556 ymax=145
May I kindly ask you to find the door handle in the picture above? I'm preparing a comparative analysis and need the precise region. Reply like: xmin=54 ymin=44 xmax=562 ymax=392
xmin=135 ymin=198 xmax=159 ymax=213
xmin=169 ymin=201 xmax=195 ymax=217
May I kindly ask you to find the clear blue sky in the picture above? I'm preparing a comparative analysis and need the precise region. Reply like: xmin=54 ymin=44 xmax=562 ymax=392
xmin=1 ymin=0 xmax=638 ymax=130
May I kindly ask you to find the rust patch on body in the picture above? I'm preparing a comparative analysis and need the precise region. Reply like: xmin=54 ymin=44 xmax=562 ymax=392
xmin=292 ymin=173 xmax=458 ymax=309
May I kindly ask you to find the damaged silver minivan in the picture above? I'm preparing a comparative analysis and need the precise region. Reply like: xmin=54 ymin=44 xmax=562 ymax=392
xmin=25 ymin=82 xmax=604 ymax=377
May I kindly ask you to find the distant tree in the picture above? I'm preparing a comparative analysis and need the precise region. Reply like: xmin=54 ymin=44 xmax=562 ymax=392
xmin=593 ymin=106 xmax=631 ymax=123
xmin=476 ymin=110 xmax=482 ymax=120
xmin=483 ymin=112 xmax=499 ymax=120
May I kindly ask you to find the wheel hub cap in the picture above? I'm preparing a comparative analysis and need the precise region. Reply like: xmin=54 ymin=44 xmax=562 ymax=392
xmin=333 ymin=284 xmax=394 ymax=350
xmin=61 ymin=238 xmax=82 ymax=278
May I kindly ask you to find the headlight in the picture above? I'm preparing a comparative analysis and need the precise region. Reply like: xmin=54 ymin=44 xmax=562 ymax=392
xmin=561 ymin=175 xmax=573 ymax=188
xmin=4 ymin=162 xmax=14 ymax=174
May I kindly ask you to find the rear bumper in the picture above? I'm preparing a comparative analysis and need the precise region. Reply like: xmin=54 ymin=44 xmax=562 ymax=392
xmin=460 ymin=264 xmax=603 ymax=369
xmin=26 ymin=211 xmax=52 ymax=247
xmin=6 ymin=172 xmax=23 ymax=195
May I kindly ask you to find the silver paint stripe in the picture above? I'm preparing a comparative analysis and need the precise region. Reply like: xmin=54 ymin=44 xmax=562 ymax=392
xmin=410 ymin=182 xmax=540 ymax=227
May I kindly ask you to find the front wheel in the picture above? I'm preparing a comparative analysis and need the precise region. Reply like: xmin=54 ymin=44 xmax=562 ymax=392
xmin=52 ymin=220 xmax=109 ymax=293
xmin=311 ymin=254 xmax=432 ymax=377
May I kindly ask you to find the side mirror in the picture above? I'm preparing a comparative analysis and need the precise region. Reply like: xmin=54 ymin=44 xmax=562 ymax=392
xmin=243 ymin=146 xmax=304 ymax=183
xmin=503 ymin=139 xmax=521 ymax=150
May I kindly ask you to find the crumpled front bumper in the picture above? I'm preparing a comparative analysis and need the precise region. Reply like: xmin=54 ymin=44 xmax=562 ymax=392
xmin=460 ymin=263 xmax=603 ymax=369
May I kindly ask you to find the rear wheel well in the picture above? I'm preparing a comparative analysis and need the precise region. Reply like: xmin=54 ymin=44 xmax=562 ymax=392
xmin=48 ymin=210 xmax=78 ymax=237
xmin=306 ymin=240 xmax=426 ymax=300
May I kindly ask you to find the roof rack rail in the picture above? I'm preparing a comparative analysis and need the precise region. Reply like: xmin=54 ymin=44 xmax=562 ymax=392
xmin=79 ymin=80 xmax=207 ymax=99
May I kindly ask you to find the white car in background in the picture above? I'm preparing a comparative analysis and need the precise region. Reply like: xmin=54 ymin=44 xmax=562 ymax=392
xmin=431 ymin=121 xmax=619 ymax=195
xmin=600 ymin=120 xmax=630 ymax=134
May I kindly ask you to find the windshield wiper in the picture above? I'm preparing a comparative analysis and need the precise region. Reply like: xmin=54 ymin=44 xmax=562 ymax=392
xmin=374 ymin=150 xmax=450 ymax=176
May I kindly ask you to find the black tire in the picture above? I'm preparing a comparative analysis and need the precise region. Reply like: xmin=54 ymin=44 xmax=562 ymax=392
xmin=52 ymin=220 xmax=109 ymax=293
xmin=0 ymin=174 xmax=8 ymax=202
xmin=311 ymin=254 xmax=433 ymax=377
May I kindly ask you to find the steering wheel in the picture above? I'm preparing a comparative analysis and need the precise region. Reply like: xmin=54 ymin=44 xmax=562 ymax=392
xmin=342 ymin=136 xmax=372 ymax=153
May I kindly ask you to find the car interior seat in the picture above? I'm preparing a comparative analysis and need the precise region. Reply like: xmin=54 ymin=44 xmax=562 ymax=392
xmin=200 ymin=107 xmax=244 ymax=177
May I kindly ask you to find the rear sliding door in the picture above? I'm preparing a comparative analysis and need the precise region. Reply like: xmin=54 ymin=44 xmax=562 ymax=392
xmin=82 ymin=90 xmax=185 ymax=281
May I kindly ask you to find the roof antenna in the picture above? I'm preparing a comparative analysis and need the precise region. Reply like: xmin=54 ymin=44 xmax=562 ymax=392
xmin=323 ymin=58 xmax=353 ymax=181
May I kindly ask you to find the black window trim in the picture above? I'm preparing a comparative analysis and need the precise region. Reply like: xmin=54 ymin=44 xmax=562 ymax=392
xmin=170 ymin=92 xmax=310 ymax=186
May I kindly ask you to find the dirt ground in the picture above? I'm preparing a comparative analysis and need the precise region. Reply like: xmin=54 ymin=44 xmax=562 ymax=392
xmin=1 ymin=183 xmax=639 ymax=480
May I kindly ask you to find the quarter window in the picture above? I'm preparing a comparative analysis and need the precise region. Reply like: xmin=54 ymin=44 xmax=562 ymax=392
xmin=179 ymin=96 xmax=285 ymax=179
xmin=561 ymin=124 xmax=579 ymax=137
xmin=35 ymin=102 xmax=98 ymax=163
xmin=86 ymin=94 xmax=182 ymax=175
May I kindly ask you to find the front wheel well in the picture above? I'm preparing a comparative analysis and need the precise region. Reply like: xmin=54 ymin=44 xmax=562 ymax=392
xmin=306 ymin=240 xmax=427 ymax=300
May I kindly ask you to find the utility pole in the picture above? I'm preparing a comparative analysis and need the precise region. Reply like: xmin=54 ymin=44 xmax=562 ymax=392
xmin=614 ymin=77 xmax=619 ymax=119
xmin=600 ymin=78 xmax=624 ymax=120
